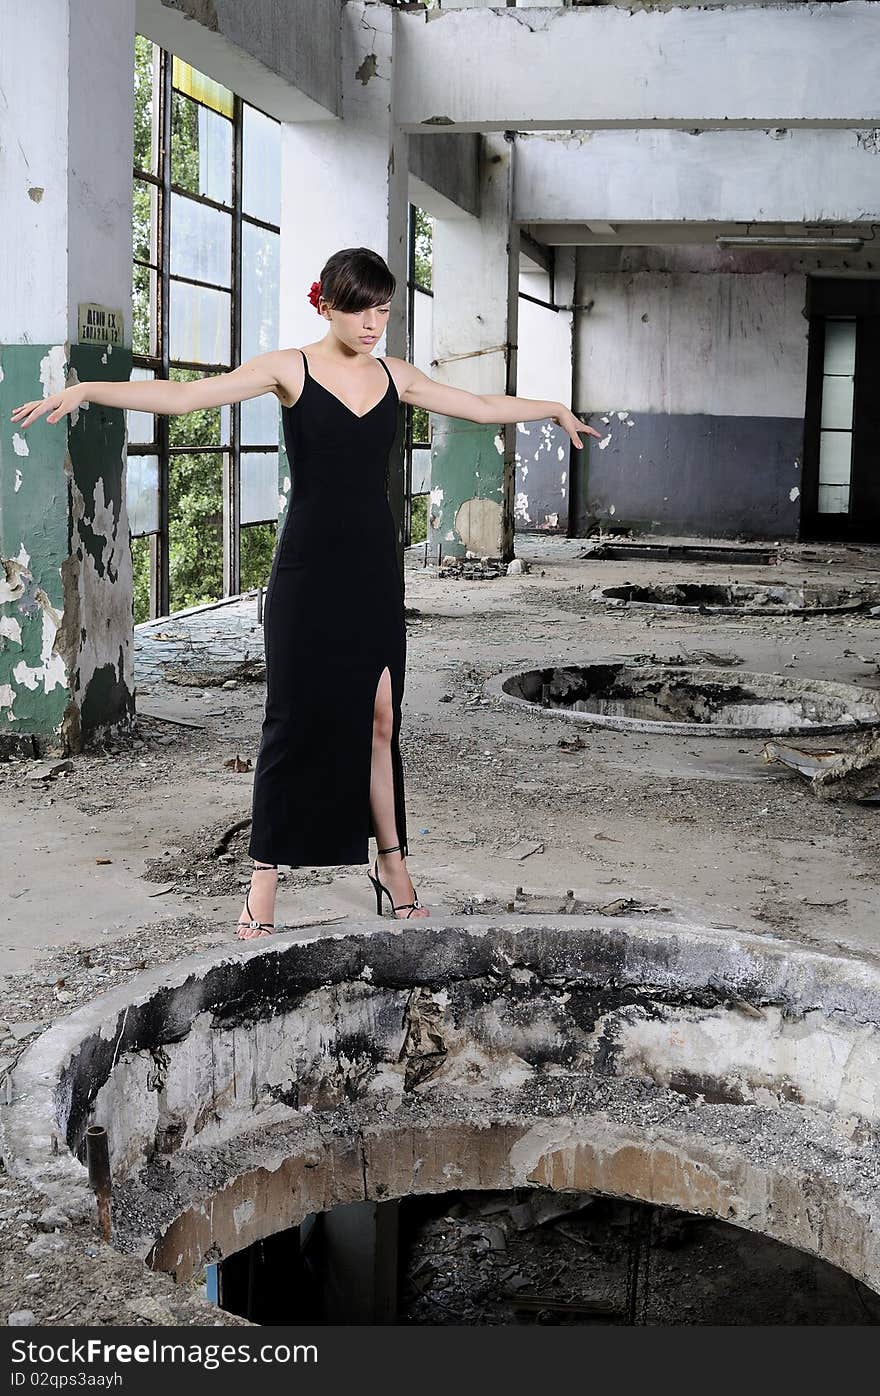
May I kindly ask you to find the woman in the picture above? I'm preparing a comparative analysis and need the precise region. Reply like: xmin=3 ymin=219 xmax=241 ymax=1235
xmin=11 ymin=246 xmax=598 ymax=938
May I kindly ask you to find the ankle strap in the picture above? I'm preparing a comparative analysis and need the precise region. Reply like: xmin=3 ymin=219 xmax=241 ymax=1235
xmin=376 ymin=843 xmax=401 ymax=855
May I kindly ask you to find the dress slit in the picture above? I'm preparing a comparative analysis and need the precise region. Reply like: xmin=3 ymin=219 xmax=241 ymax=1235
xmin=368 ymin=662 xmax=409 ymax=857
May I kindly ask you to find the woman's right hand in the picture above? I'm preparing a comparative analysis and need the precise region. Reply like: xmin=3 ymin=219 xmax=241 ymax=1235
xmin=10 ymin=384 xmax=86 ymax=430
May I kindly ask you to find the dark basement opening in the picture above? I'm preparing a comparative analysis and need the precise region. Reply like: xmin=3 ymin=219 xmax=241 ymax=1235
xmin=595 ymin=583 xmax=875 ymax=615
xmin=211 ymin=1188 xmax=880 ymax=1326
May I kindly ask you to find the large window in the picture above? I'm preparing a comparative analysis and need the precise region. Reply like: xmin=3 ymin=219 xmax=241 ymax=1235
xmin=406 ymin=205 xmax=434 ymax=545
xmin=129 ymin=37 xmax=281 ymax=621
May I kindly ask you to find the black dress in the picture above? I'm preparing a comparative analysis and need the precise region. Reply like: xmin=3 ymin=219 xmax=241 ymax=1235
xmin=248 ymin=348 xmax=409 ymax=867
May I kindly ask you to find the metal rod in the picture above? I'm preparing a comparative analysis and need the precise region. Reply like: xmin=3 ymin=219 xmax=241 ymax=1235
xmin=86 ymin=1125 xmax=113 ymax=1241
xmin=257 ymin=585 xmax=264 ymax=625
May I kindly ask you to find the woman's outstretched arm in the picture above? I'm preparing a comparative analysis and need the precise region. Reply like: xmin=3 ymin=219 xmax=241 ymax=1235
xmin=390 ymin=359 xmax=601 ymax=449
xmin=9 ymin=350 xmax=289 ymax=431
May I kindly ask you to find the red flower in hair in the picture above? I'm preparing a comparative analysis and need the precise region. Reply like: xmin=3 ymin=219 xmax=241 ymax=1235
xmin=307 ymin=280 xmax=322 ymax=310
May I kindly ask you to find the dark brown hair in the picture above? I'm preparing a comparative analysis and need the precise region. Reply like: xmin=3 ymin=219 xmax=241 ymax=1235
xmin=318 ymin=247 xmax=395 ymax=313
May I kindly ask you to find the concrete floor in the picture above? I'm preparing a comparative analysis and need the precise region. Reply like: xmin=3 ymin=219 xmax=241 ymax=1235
xmin=2 ymin=533 xmax=879 ymax=997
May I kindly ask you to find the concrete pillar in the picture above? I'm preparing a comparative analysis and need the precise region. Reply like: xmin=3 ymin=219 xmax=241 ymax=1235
xmin=428 ymin=132 xmax=518 ymax=562
xmin=320 ymin=1199 xmax=400 ymax=1324
xmin=277 ymin=1 xmax=409 ymax=563
xmin=0 ymin=0 xmax=136 ymax=754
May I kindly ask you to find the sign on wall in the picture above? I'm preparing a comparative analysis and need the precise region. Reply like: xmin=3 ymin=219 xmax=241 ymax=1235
xmin=78 ymin=303 xmax=124 ymax=345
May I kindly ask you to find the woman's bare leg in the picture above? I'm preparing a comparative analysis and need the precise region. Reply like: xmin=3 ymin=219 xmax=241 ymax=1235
xmin=370 ymin=667 xmax=429 ymax=918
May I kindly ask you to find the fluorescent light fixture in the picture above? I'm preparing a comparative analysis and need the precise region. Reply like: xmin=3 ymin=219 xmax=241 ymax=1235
xmin=715 ymin=235 xmax=863 ymax=251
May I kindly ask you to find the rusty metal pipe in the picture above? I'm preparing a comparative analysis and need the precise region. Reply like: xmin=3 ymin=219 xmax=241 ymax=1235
xmin=86 ymin=1124 xmax=112 ymax=1241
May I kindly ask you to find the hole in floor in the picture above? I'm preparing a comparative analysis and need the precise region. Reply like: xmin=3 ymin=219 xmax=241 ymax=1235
xmin=489 ymin=664 xmax=880 ymax=735
xmin=578 ymin=542 xmax=780 ymax=565
xmin=594 ymin=582 xmax=876 ymax=615
xmin=211 ymin=1188 xmax=880 ymax=1326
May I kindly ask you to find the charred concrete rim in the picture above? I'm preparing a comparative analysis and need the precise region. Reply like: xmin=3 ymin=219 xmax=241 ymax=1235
xmin=136 ymin=1091 xmax=880 ymax=1290
xmin=2 ymin=916 xmax=880 ymax=1295
xmin=485 ymin=664 xmax=880 ymax=736
xmin=592 ymin=583 xmax=873 ymax=616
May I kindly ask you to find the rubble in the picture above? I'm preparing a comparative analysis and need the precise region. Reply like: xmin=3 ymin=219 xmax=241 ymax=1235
xmin=762 ymin=732 xmax=880 ymax=803
xmin=439 ymin=554 xmax=506 ymax=580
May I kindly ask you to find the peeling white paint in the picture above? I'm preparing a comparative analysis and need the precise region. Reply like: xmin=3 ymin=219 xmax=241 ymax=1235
xmin=0 ymin=364 xmax=4 ymax=384
xmin=0 ymin=554 xmax=31 ymax=604
xmin=625 ymin=418 xmax=635 ymax=427
xmin=39 ymin=346 xmax=67 ymax=398
xmin=598 ymin=433 xmax=612 ymax=450
xmin=17 ymin=544 xmax=30 ymax=568
xmin=616 ymin=411 xmax=628 ymax=420
xmin=493 ymin=432 xmax=505 ymax=455
xmin=14 ymin=470 xmax=23 ymax=493
xmin=444 ymin=529 xmax=455 ymax=541
xmin=0 ymin=683 xmax=15 ymax=711
xmin=521 ymin=464 xmax=529 ymax=477
xmin=430 ymin=485 xmax=444 ymax=509
xmin=557 ymin=445 xmax=565 ymax=461
xmin=600 ymin=416 xmax=610 ymax=424
xmin=12 ymin=598 xmax=66 ymax=694
xmin=100 ymin=351 xmax=108 ymax=365
xmin=12 ymin=433 xmax=29 ymax=457
xmin=561 ymin=472 xmax=567 ymax=484
xmin=276 ymin=494 xmax=286 ymax=514
xmin=282 ymin=476 xmax=291 ymax=493
xmin=518 ymin=423 xmax=529 ymax=434
xmin=544 ymin=513 xmax=559 ymax=528
xmin=67 ymin=438 xmax=135 ymax=714
xmin=790 ymin=486 xmax=800 ymax=502
xmin=514 ymin=491 xmax=531 ymax=523
xmin=609 ymin=505 xmax=616 ymax=516
xmin=0 ymin=616 xmax=23 ymax=645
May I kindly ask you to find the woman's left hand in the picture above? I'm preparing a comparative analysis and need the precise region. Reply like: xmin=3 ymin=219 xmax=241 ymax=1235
xmin=553 ymin=405 xmax=602 ymax=448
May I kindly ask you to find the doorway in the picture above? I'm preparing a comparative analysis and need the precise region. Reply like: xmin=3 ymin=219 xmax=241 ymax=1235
xmin=801 ymin=277 xmax=880 ymax=541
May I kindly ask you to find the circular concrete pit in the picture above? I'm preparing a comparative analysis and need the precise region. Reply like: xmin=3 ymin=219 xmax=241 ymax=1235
xmin=2 ymin=917 xmax=880 ymax=1300
xmin=593 ymin=582 xmax=874 ymax=615
xmin=486 ymin=664 xmax=880 ymax=736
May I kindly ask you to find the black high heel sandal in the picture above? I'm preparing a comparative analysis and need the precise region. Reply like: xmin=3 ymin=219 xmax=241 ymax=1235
xmin=367 ymin=843 xmax=424 ymax=919
xmin=235 ymin=862 xmax=278 ymax=937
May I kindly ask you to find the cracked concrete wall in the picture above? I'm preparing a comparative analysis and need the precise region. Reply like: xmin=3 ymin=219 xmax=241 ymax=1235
xmin=514 ymin=128 xmax=880 ymax=227
xmin=396 ymin=3 xmax=880 ymax=132
xmin=513 ymin=262 xmax=575 ymax=535
xmin=572 ymin=245 xmax=809 ymax=538
xmin=134 ymin=0 xmax=343 ymax=120
xmin=0 ymin=1 xmax=135 ymax=751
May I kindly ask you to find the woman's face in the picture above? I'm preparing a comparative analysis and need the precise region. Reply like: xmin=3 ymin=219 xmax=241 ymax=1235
xmin=321 ymin=298 xmax=391 ymax=352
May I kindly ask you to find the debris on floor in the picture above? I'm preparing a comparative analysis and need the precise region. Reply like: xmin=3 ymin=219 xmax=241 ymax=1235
xmin=439 ymin=554 xmax=506 ymax=580
xmin=223 ymin=754 xmax=253 ymax=772
xmin=163 ymin=655 xmax=266 ymax=687
xmin=762 ymin=733 xmax=880 ymax=803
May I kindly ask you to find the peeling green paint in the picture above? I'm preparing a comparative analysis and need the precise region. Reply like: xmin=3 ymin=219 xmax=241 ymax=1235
xmin=0 ymin=344 xmax=70 ymax=746
xmin=0 ymin=341 xmax=135 ymax=752
xmin=429 ymin=414 xmax=508 ymax=557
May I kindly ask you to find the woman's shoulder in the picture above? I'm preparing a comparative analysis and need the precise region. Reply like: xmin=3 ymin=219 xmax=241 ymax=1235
xmin=274 ymin=346 xmax=310 ymax=408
